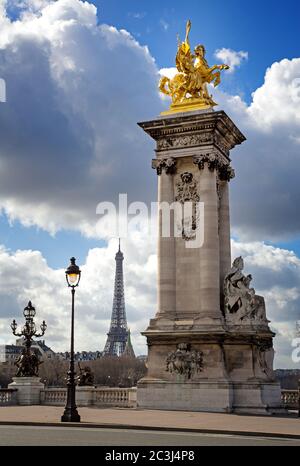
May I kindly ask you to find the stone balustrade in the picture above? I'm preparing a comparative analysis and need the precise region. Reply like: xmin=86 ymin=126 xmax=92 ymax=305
xmin=40 ymin=388 xmax=67 ymax=406
xmin=0 ymin=388 xmax=18 ymax=406
xmin=94 ymin=388 xmax=137 ymax=408
xmin=281 ymin=390 xmax=299 ymax=410
xmin=2 ymin=386 xmax=297 ymax=411
xmin=40 ymin=386 xmax=137 ymax=408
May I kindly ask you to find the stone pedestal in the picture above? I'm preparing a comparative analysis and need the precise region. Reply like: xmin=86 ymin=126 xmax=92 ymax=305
xmin=76 ymin=386 xmax=95 ymax=406
xmin=8 ymin=377 xmax=44 ymax=405
xmin=137 ymin=109 xmax=282 ymax=414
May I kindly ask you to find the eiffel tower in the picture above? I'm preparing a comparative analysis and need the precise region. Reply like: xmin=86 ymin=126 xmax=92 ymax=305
xmin=103 ymin=240 xmax=128 ymax=356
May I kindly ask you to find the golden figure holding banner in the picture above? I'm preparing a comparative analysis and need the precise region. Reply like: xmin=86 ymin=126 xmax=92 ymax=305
xmin=159 ymin=20 xmax=229 ymax=114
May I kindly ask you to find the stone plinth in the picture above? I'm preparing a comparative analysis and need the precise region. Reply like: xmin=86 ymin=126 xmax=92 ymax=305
xmin=76 ymin=386 xmax=95 ymax=406
xmin=8 ymin=377 xmax=44 ymax=405
xmin=137 ymin=109 xmax=282 ymax=414
xmin=138 ymin=380 xmax=233 ymax=412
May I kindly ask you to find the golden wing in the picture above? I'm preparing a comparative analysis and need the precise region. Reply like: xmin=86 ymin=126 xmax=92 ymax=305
xmin=175 ymin=41 xmax=194 ymax=74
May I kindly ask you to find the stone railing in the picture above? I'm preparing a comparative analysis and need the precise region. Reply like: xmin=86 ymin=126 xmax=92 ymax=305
xmin=94 ymin=388 xmax=137 ymax=408
xmin=281 ymin=390 xmax=299 ymax=410
xmin=40 ymin=388 xmax=67 ymax=406
xmin=40 ymin=387 xmax=137 ymax=408
xmin=0 ymin=388 xmax=18 ymax=406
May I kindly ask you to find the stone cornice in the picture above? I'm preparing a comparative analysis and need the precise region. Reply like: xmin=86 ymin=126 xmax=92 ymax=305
xmin=138 ymin=110 xmax=246 ymax=158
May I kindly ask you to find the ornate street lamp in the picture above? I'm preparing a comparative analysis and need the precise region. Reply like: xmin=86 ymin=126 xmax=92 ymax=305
xmin=61 ymin=257 xmax=81 ymax=423
xmin=11 ymin=301 xmax=47 ymax=377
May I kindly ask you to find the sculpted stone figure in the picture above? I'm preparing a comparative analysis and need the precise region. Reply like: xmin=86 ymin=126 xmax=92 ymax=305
xmin=15 ymin=348 xmax=43 ymax=377
xmin=166 ymin=343 xmax=203 ymax=379
xmin=224 ymin=257 xmax=268 ymax=325
xmin=76 ymin=364 xmax=94 ymax=387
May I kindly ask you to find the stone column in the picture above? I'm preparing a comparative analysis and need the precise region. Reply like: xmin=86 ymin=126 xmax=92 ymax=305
xmin=153 ymin=158 xmax=177 ymax=318
xmin=194 ymin=154 xmax=221 ymax=320
xmin=219 ymin=166 xmax=235 ymax=307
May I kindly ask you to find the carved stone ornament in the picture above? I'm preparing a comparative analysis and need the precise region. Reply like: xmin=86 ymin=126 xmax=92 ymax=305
xmin=175 ymin=172 xmax=200 ymax=241
xmin=224 ymin=257 xmax=269 ymax=325
xmin=152 ymin=157 xmax=177 ymax=175
xmin=193 ymin=154 xmax=235 ymax=182
xmin=166 ymin=343 xmax=204 ymax=379
xmin=175 ymin=172 xmax=200 ymax=203
xmin=219 ymin=165 xmax=235 ymax=182
xmin=256 ymin=339 xmax=275 ymax=380
xmin=193 ymin=153 xmax=219 ymax=171
xmin=157 ymin=133 xmax=213 ymax=151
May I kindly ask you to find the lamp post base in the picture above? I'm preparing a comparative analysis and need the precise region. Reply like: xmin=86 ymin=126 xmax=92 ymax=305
xmin=61 ymin=408 xmax=81 ymax=423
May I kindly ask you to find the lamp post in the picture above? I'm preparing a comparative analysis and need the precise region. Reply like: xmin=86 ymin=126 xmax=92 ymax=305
xmin=11 ymin=301 xmax=47 ymax=377
xmin=61 ymin=257 xmax=81 ymax=423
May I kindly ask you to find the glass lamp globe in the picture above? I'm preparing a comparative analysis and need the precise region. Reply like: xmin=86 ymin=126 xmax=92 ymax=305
xmin=23 ymin=301 xmax=36 ymax=319
xmin=65 ymin=257 xmax=81 ymax=287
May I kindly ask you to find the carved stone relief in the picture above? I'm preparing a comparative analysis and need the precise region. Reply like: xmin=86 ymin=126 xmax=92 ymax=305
xmin=157 ymin=133 xmax=213 ymax=151
xmin=175 ymin=172 xmax=200 ymax=241
xmin=255 ymin=339 xmax=275 ymax=380
xmin=166 ymin=343 xmax=204 ymax=379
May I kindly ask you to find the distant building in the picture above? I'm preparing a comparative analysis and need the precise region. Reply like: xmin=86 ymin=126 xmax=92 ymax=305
xmin=0 ymin=338 xmax=56 ymax=368
xmin=0 ymin=344 xmax=22 ymax=365
xmin=56 ymin=350 xmax=102 ymax=361
xmin=275 ymin=369 xmax=300 ymax=389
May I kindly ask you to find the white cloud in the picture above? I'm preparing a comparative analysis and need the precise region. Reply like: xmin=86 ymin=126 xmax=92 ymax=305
xmin=0 ymin=0 xmax=161 ymax=236
xmin=231 ymin=240 xmax=300 ymax=368
xmin=159 ymin=67 xmax=177 ymax=80
xmin=0 ymin=1 xmax=300 ymax=369
xmin=215 ymin=47 xmax=248 ymax=73
xmin=0 ymin=238 xmax=299 ymax=367
xmin=248 ymin=59 xmax=300 ymax=127
xmin=0 ymin=1 xmax=300 ymax=244
xmin=0 ymin=235 xmax=156 ymax=355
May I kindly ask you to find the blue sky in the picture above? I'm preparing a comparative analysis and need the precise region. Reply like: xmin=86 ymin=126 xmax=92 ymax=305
xmin=97 ymin=0 xmax=300 ymax=102
xmin=0 ymin=0 xmax=299 ymax=363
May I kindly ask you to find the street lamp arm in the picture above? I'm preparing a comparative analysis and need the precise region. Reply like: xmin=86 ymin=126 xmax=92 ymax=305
xmin=11 ymin=330 xmax=24 ymax=337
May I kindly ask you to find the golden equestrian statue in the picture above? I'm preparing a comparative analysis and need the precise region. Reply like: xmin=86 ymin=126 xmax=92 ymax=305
xmin=159 ymin=20 xmax=229 ymax=114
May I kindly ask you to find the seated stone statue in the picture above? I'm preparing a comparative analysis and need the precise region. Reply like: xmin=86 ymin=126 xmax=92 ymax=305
xmin=224 ymin=257 xmax=268 ymax=325
xmin=76 ymin=365 xmax=94 ymax=386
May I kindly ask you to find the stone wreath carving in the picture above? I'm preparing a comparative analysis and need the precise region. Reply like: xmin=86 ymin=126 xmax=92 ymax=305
xmin=166 ymin=343 xmax=204 ymax=379
xmin=175 ymin=172 xmax=200 ymax=241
